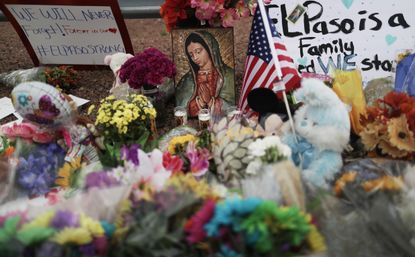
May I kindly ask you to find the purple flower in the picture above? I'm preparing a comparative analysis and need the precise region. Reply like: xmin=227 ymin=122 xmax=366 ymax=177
xmin=85 ymin=172 xmax=119 ymax=190
xmin=120 ymin=144 xmax=140 ymax=166
xmin=119 ymin=48 xmax=176 ymax=89
xmin=16 ymin=143 xmax=65 ymax=196
xmin=50 ymin=210 xmax=79 ymax=229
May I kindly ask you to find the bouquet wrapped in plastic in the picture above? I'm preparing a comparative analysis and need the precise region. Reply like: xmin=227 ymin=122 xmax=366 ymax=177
xmin=316 ymin=158 xmax=415 ymax=257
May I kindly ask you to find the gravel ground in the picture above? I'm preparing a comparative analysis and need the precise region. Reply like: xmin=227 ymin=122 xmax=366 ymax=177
xmin=0 ymin=18 xmax=252 ymax=130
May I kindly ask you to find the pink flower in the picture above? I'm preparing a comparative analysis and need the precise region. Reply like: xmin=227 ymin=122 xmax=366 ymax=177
xmin=195 ymin=6 xmax=217 ymax=21
xmin=248 ymin=0 xmax=257 ymax=15
xmin=186 ymin=142 xmax=210 ymax=177
xmin=220 ymin=8 xmax=239 ymax=27
xmin=191 ymin=0 xmax=215 ymax=10
xmin=184 ymin=199 xmax=216 ymax=243
xmin=235 ymin=0 xmax=250 ymax=18
xmin=162 ymin=151 xmax=184 ymax=174
xmin=2 ymin=122 xmax=54 ymax=143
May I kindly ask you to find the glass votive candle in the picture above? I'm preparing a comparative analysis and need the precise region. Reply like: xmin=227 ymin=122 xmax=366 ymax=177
xmin=174 ymin=106 xmax=187 ymax=126
xmin=226 ymin=106 xmax=243 ymax=121
xmin=198 ymin=108 xmax=211 ymax=130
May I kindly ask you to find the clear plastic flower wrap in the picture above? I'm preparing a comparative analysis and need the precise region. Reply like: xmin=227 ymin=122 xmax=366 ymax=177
xmin=313 ymin=158 xmax=415 ymax=257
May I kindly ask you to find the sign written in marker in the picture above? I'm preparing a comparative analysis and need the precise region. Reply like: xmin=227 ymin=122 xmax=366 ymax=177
xmin=0 ymin=0 xmax=133 ymax=68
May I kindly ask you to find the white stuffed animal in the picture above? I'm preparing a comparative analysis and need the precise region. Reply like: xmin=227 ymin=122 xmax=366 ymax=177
xmin=282 ymin=78 xmax=351 ymax=188
xmin=104 ymin=52 xmax=134 ymax=93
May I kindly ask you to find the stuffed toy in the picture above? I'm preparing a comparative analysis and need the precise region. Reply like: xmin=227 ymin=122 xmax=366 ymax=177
xmin=104 ymin=52 xmax=134 ymax=93
xmin=282 ymin=78 xmax=350 ymax=188
xmin=247 ymin=87 xmax=297 ymax=136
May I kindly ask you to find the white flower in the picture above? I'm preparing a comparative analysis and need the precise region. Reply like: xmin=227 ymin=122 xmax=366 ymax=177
xmin=246 ymin=159 xmax=262 ymax=175
xmin=248 ymin=136 xmax=291 ymax=159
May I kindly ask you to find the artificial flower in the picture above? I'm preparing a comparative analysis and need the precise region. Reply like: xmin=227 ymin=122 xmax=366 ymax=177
xmin=185 ymin=198 xmax=216 ymax=243
xmin=80 ymin=213 xmax=105 ymax=237
xmin=55 ymin=157 xmax=82 ymax=189
xmin=378 ymin=139 xmax=408 ymax=158
xmin=21 ymin=211 xmax=55 ymax=230
xmin=50 ymin=210 xmax=79 ymax=229
xmin=387 ymin=116 xmax=415 ymax=152
xmin=204 ymin=197 xmax=261 ymax=237
xmin=360 ymin=122 xmax=385 ymax=151
xmin=52 ymin=227 xmax=92 ymax=245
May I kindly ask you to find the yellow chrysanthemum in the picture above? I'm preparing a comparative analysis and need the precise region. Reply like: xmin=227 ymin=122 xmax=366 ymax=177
xmin=387 ymin=116 xmax=415 ymax=152
xmin=87 ymin=105 xmax=95 ymax=115
xmin=79 ymin=213 xmax=104 ymax=237
xmin=359 ymin=122 xmax=386 ymax=151
xmin=307 ymin=224 xmax=327 ymax=252
xmin=167 ymin=174 xmax=216 ymax=199
xmin=52 ymin=227 xmax=92 ymax=245
xmin=167 ymin=134 xmax=197 ymax=154
xmin=378 ymin=139 xmax=408 ymax=158
xmin=21 ymin=211 xmax=55 ymax=231
xmin=55 ymin=158 xmax=82 ymax=189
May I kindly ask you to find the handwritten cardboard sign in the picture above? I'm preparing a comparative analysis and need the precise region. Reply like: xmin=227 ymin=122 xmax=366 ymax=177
xmin=266 ymin=0 xmax=415 ymax=82
xmin=0 ymin=0 xmax=133 ymax=68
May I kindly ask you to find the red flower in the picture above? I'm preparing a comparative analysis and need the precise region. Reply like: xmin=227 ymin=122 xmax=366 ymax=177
xmin=184 ymin=199 xmax=216 ymax=243
xmin=160 ymin=0 xmax=191 ymax=32
xmin=162 ymin=151 xmax=184 ymax=174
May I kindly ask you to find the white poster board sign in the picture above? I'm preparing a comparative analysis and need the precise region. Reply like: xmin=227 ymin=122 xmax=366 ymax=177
xmin=1 ymin=1 xmax=133 ymax=67
xmin=266 ymin=0 xmax=415 ymax=82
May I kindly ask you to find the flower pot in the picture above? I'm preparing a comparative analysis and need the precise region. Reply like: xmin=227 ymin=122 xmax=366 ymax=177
xmin=140 ymin=85 xmax=167 ymax=128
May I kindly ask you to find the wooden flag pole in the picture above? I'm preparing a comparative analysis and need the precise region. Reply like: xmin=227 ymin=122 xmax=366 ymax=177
xmin=258 ymin=0 xmax=297 ymax=140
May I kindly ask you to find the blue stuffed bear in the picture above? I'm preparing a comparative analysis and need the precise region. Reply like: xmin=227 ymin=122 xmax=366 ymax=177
xmin=282 ymin=78 xmax=350 ymax=188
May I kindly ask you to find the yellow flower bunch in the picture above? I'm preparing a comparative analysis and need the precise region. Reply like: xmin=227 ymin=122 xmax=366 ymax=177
xmin=20 ymin=211 xmax=55 ymax=231
xmin=52 ymin=227 xmax=92 ymax=245
xmin=95 ymin=94 xmax=156 ymax=135
xmin=167 ymin=134 xmax=197 ymax=154
xmin=167 ymin=173 xmax=218 ymax=199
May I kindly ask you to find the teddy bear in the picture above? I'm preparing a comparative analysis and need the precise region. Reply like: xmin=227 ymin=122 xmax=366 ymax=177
xmin=104 ymin=52 xmax=134 ymax=93
xmin=282 ymin=78 xmax=351 ymax=188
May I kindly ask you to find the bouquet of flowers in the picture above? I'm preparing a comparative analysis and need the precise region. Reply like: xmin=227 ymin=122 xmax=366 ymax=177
xmin=39 ymin=66 xmax=78 ymax=93
xmin=359 ymin=91 xmax=415 ymax=159
xmin=15 ymin=142 xmax=66 ymax=197
xmin=163 ymin=133 xmax=211 ymax=178
xmin=160 ymin=0 xmax=255 ymax=31
xmin=94 ymin=94 xmax=157 ymax=167
xmin=316 ymin=159 xmax=415 ymax=257
xmin=0 ymin=66 xmax=78 ymax=92
xmin=0 ymin=210 xmax=113 ymax=257
xmin=185 ymin=197 xmax=314 ymax=257
xmin=119 ymin=48 xmax=176 ymax=90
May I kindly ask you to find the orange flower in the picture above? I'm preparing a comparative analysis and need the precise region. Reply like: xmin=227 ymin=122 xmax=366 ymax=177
xmin=381 ymin=91 xmax=410 ymax=113
xmin=160 ymin=0 xmax=190 ymax=32
xmin=362 ymin=176 xmax=403 ymax=193
xmin=387 ymin=116 xmax=415 ymax=152
xmin=334 ymin=172 xmax=357 ymax=196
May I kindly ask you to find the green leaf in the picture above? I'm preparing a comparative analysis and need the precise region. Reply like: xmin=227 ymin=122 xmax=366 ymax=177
xmin=16 ymin=227 xmax=55 ymax=245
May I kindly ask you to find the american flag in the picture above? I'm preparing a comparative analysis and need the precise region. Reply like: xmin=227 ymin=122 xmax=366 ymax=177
xmin=238 ymin=4 xmax=301 ymax=112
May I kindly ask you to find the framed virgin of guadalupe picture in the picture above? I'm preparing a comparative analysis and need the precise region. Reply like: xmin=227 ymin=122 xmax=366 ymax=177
xmin=171 ymin=28 xmax=235 ymax=117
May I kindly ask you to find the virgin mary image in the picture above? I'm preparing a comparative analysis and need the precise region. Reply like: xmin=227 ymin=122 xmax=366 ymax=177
xmin=175 ymin=31 xmax=235 ymax=117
